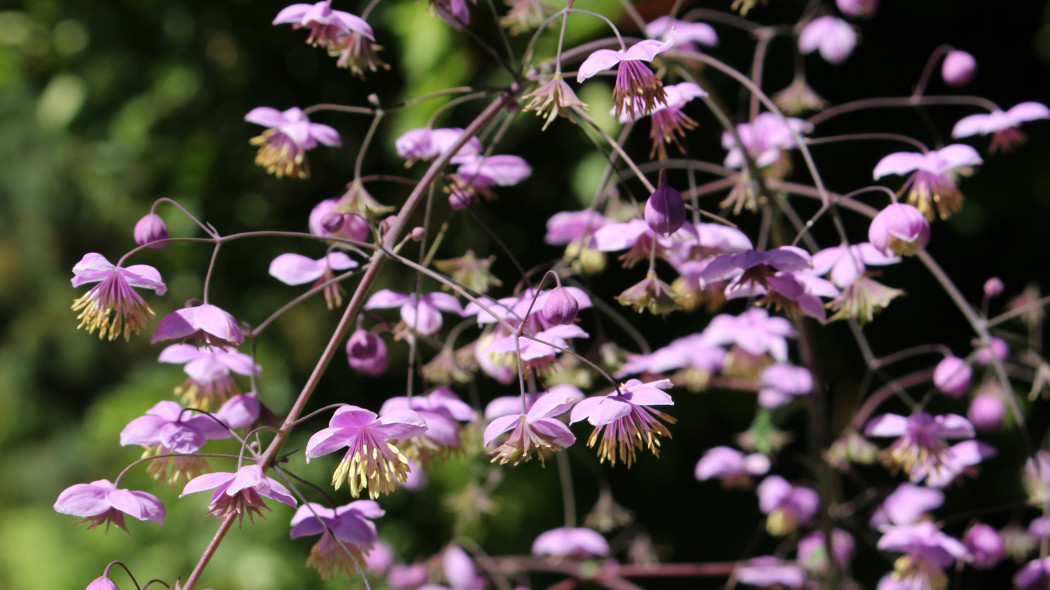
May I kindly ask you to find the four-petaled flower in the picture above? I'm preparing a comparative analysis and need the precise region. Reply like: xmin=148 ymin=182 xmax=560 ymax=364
xmin=246 ymin=106 xmax=341 ymax=179
xmin=152 ymin=303 xmax=245 ymax=348
xmin=569 ymin=379 xmax=676 ymax=467
xmin=158 ymin=344 xmax=261 ymax=410
xmin=873 ymin=144 xmax=983 ymax=220
xmin=365 ymin=289 xmax=465 ymax=338
xmin=952 ymin=102 xmax=1050 ymax=153
xmin=577 ymin=35 xmax=674 ymax=118
xmin=305 ymin=405 xmax=427 ymax=498
xmin=484 ymin=390 xmax=579 ymax=466
xmin=273 ymin=1 xmax=374 ymax=49
xmin=54 ymin=479 xmax=165 ymax=534
xmin=71 ymin=253 xmax=167 ymax=341
xmin=270 ymin=251 xmax=359 ymax=309
xmin=865 ymin=412 xmax=975 ymax=483
xmin=181 ymin=464 xmax=296 ymax=524
xmin=290 ymin=500 xmax=385 ymax=579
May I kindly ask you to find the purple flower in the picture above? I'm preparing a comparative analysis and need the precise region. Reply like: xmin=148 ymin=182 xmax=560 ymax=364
xmin=923 ymin=440 xmax=996 ymax=488
xmin=486 ymin=320 xmax=589 ymax=369
xmin=735 ymin=557 xmax=806 ymax=588
xmin=133 ymin=213 xmax=168 ymax=249
xmin=429 ymin=0 xmax=476 ymax=29
xmin=484 ymin=390 xmax=578 ymax=465
xmin=942 ymin=50 xmax=976 ymax=86
xmin=577 ymin=36 xmax=674 ymax=118
xmin=71 ymin=253 xmax=167 ymax=341
xmin=54 ymin=479 xmax=165 ymax=534
xmin=645 ymin=17 xmax=717 ymax=49
xmin=395 ymin=127 xmax=482 ymax=166
xmin=758 ymin=363 xmax=813 ymax=408
xmin=617 ymin=333 xmax=726 ymax=383
xmin=968 ymin=391 xmax=1006 ymax=432
xmin=181 ymin=464 xmax=295 ymax=524
xmin=442 ymin=546 xmax=484 ymax=590
xmin=798 ymin=16 xmax=855 ymax=64
xmin=873 ymin=144 xmax=982 ymax=220
xmin=865 ymin=412 xmax=975 ymax=482
xmin=703 ymin=308 xmax=796 ymax=377
xmin=952 ymin=102 xmax=1050 ymax=153
xmin=722 ymin=112 xmax=809 ymax=170
xmin=290 ymin=500 xmax=384 ymax=579
xmin=365 ymin=289 xmax=464 ymax=337
xmin=1015 ymin=557 xmax=1050 ymax=589
xmin=484 ymin=385 xmax=583 ymax=421
xmin=644 ymin=183 xmax=687 ymax=235
xmin=868 ymin=202 xmax=931 ymax=256
xmin=346 ymin=329 xmax=389 ymax=377
xmin=273 ymin=1 xmax=374 ymax=48
xmin=245 ymin=106 xmax=341 ymax=179
xmin=542 ymin=286 xmax=579 ymax=326
xmin=932 ymin=355 xmax=972 ymax=397
xmin=694 ymin=446 xmax=769 ymax=487
xmin=836 ymin=0 xmax=878 ymax=18
xmin=798 ymin=529 xmax=855 ymax=572
xmin=449 ymin=154 xmax=532 ymax=209
xmin=870 ymin=483 xmax=944 ymax=529
xmin=305 ymin=405 xmax=427 ymax=498
xmin=531 ymin=527 xmax=609 ymax=558
xmin=380 ymin=387 xmax=476 ymax=453
xmin=701 ymin=248 xmax=831 ymax=319
xmin=152 ymin=303 xmax=244 ymax=347
xmin=964 ymin=522 xmax=1004 ymax=569
xmin=620 ymin=82 xmax=707 ymax=160
xmin=757 ymin=476 xmax=819 ymax=535
xmin=569 ymin=379 xmax=675 ymax=467
xmin=158 ymin=344 xmax=261 ymax=409
xmin=810 ymin=243 xmax=898 ymax=287
xmin=974 ymin=336 xmax=1009 ymax=365
xmin=545 ymin=210 xmax=611 ymax=246
xmin=877 ymin=522 xmax=968 ymax=588
xmin=270 ymin=251 xmax=359 ymax=309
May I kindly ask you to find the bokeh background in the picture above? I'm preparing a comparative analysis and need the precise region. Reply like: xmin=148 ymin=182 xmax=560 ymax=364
xmin=3 ymin=0 xmax=1050 ymax=588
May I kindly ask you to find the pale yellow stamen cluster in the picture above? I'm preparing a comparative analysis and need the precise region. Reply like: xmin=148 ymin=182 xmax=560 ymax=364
xmin=250 ymin=129 xmax=308 ymax=179
xmin=72 ymin=293 xmax=154 ymax=341
xmin=587 ymin=409 xmax=675 ymax=468
xmin=332 ymin=441 xmax=411 ymax=499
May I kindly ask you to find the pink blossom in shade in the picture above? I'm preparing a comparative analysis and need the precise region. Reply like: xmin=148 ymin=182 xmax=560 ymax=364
xmin=273 ymin=1 xmax=374 ymax=48
xmin=968 ymin=392 xmax=1006 ymax=432
xmin=133 ymin=213 xmax=168 ymax=249
xmin=395 ymin=127 xmax=482 ymax=165
xmin=380 ymin=387 xmax=476 ymax=450
xmin=309 ymin=198 xmax=371 ymax=242
xmin=616 ymin=333 xmax=726 ymax=379
xmin=305 ymin=405 xmax=427 ymax=498
xmin=984 ymin=277 xmax=1004 ymax=298
xmin=346 ymin=329 xmax=389 ymax=377
xmin=877 ymin=522 xmax=969 ymax=587
xmin=269 ymin=252 xmax=358 ymax=285
xmin=798 ymin=529 xmax=855 ymax=572
xmin=873 ymin=144 xmax=982 ymax=220
xmin=158 ymin=344 xmax=261 ymax=409
xmin=923 ymin=440 xmax=997 ymax=488
xmin=365 ymin=289 xmax=464 ymax=337
xmin=974 ymin=336 xmax=1009 ymax=365
xmin=645 ymin=17 xmax=717 ymax=49
xmin=245 ymin=107 xmax=341 ymax=179
xmin=181 ymin=464 xmax=295 ymax=524
xmin=810 ymin=243 xmax=899 ymax=288
xmin=932 ymin=355 xmax=972 ymax=397
xmin=734 ymin=557 xmax=806 ymax=588
xmin=865 ymin=412 xmax=975 ymax=483
xmin=449 ymin=155 xmax=532 ymax=209
xmin=721 ymin=112 xmax=810 ymax=169
xmin=544 ymin=210 xmax=611 ymax=246
xmin=71 ymin=253 xmax=167 ymax=341
xmin=868 ymin=202 xmax=931 ymax=256
xmin=442 ymin=546 xmax=484 ymax=590
xmin=644 ymin=183 xmax=687 ymax=235
xmin=758 ymin=363 xmax=813 ymax=409
xmin=152 ymin=303 xmax=243 ymax=348
xmin=952 ymin=101 xmax=1050 ymax=153
xmin=85 ymin=576 xmax=118 ymax=590
xmin=54 ymin=479 xmax=165 ymax=534
xmin=484 ymin=390 xmax=578 ymax=465
xmin=941 ymin=50 xmax=976 ymax=86
xmin=364 ymin=540 xmax=395 ymax=574
xmin=703 ymin=307 xmax=796 ymax=364
xmin=569 ymin=379 xmax=676 ymax=467
xmin=836 ymin=0 xmax=878 ymax=18
xmin=1015 ymin=557 xmax=1050 ymax=589
xmin=964 ymin=523 xmax=1004 ymax=569
xmin=619 ymin=82 xmax=708 ymax=160
xmin=531 ymin=527 xmax=610 ymax=558
xmin=798 ymin=16 xmax=856 ymax=65
xmin=694 ymin=446 xmax=770 ymax=487
xmin=576 ymin=35 xmax=675 ymax=118
xmin=756 ymin=476 xmax=819 ymax=535
xmin=429 ymin=0 xmax=476 ymax=29
xmin=870 ymin=483 xmax=944 ymax=529
xmin=289 ymin=500 xmax=384 ymax=579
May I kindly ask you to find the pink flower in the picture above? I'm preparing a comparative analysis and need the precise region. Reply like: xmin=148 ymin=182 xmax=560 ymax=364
xmin=873 ymin=144 xmax=983 ymax=220
xmin=395 ymin=127 xmax=482 ymax=165
xmin=645 ymin=17 xmax=717 ymax=49
xmin=542 ymin=286 xmax=579 ymax=326
xmin=963 ymin=523 xmax=1004 ymax=569
xmin=877 ymin=522 xmax=968 ymax=588
xmin=380 ymin=387 xmax=476 ymax=451
xmin=54 ymin=479 xmax=165 ymax=534
xmin=270 ymin=251 xmax=359 ymax=309
xmin=798 ymin=529 xmax=855 ymax=572
xmin=569 ymin=379 xmax=675 ymax=466
xmin=798 ymin=16 xmax=855 ymax=64
xmin=694 ymin=446 xmax=770 ymax=487
xmin=644 ymin=183 xmax=687 ymax=235
xmin=865 ymin=412 xmax=975 ymax=483
xmin=932 ymin=355 xmax=972 ymax=397
xmin=365 ymin=289 xmax=464 ymax=337
xmin=245 ymin=106 xmax=341 ymax=179
xmin=71 ymin=253 xmax=166 ymax=341
xmin=484 ymin=390 xmax=578 ymax=465
xmin=810 ymin=243 xmax=899 ymax=287
xmin=152 ymin=303 xmax=244 ymax=348
xmin=703 ymin=307 xmax=796 ymax=366
xmin=305 ymin=405 xmax=427 ymax=498
xmin=758 ymin=363 xmax=813 ymax=408
xmin=871 ymin=483 xmax=943 ymax=529
xmin=836 ymin=0 xmax=878 ymax=18
xmin=868 ymin=203 xmax=930 ymax=256
xmin=942 ymin=50 xmax=976 ymax=86
xmin=273 ymin=1 xmax=374 ymax=48
xmin=757 ymin=476 xmax=819 ymax=535
xmin=158 ymin=344 xmax=261 ymax=409
xmin=721 ymin=112 xmax=809 ymax=170
xmin=923 ymin=440 xmax=996 ymax=488
xmin=531 ymin=527 xmax=609 ymax=558
xmin=577 ymin=36 xmax=674 ymax=118
xmin=290 ymin=500 xmax=384 ymax=579
xmin=617 ymin=333 xmax=725 ymax=379
xmin=968 ymin=391 xmax=1006 ymax=432
xmin=952 ymin=102 xmax=1050 ymax=153
xmin=735 ymin=557 xmax=806 ymax=588
xmin=181 ymin=464 xmax=296 ymax=524
xmin=449 ymin=154 xmax=532 ymax=209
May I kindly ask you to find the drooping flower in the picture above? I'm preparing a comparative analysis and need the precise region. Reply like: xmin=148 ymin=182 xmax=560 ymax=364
xmin=181 ymin=464 xmax=295 ymax=524
xmin=531 ymin=527 xmax=610 ymax=558
xmin=133 ymin=213 xmax=168 ymax=249
xmin=484 ymin=390 xmax=578 ymax=466
xmin=71 ymin=253 xmax=167 ymax=341
xmin=644 ymin=183 xmax=687 ymax=236
xmin=703 ymin=307 xmax=796 ymax=378
xmin=245 ymin=106 xmax=341 ymax=179
xmin=923 ymin=440 xmax=997 ymax=488
xmin=569 ymin=379 xmax=675 ymax=467
xmin=309 ymin=198 xmax=372 ymax=242
xmin=721 ymin=112 xmax=809 ymax=180
xmin=158 ymin=344 xmax=261 ymax=409
xmin=868 ymin=202 xmax=931 ymax=256
xmin=365 ymin=289 xmax=464 ymax=338
xmin=448 ymin=154 xmax=532 ymax=209
xmin=798 ymin=16 xmax=856 ymax=64
xmin=836 ymin=0 xmax=878 ymax=18
xmin=290 ymin=500 xmax=384 ymax=579
xmin=773 ymin=77 xmax=828 ymax=115
xmin=542 ymin=286 xmax=579 ymax=326
xmin=645 ymin=17 xmax=717 ymax=50
xmin=694 ymin=446 xmax=770 ymax=487
xmin=500 ymin=0 xmax=551 ymax=34
xmin=577 ymin=36 xmax=674 ymax=118
xmin=395 ymin=127 xmax=482 ymax=166
xmin=758 ymin=363 xmax=813 ymax=408
xmin=615 ymin=272 xmax=681 ymax=316
xmin=346 ymin=329 xmax=389 ymax=377
xmin=735 ymin=557 xmax=807 ymax=588
xmin=380 ymin=387 xmax=477 ymax=458
xmin=942 ymin=50 xmax=976 ymax=86
xmin=152 ymin=303 xmax=244 ymax=347
xmin=810 ymin=243 xmax=899 ymax=287
xmin=270 ymin=251 xmax=359 ymax=309
xmin=865 ymin=412 xmax=975 ymax=483
xmin=963 ymin=523 xmax=1004 ymax=569
xmin=870 ymin=483 xmax=943 ymax=530
xmin=332 ymin=32 xmax=388 ymax=78
xmin=522 ymin=75 xmax=588 ymax=130
xmin=873 ymin=144 xmax=982 ymax=220
xmin=621 ymin=82 xmax=707 ymax=159
xmin=756 ymin=475 xmax=819 ymax=535
xmin=273 ymin=1 xmax=374 ymax=49
xmin=952 ymin=102 xmax=1050 ymax=153
xmin=617 ymin=333 xmax=726 ymax=387
xmin=54 ymin=479 xmax=165 ymax=534
xmin=877 ymin=521 xmax=969 ymax=590
xmin=305 ymin=405 xmax=427 ymax=498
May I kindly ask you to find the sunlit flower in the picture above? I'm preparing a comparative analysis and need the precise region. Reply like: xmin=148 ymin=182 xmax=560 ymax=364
xmin=577 ymin=35 xmax=674 ymax=118
xmin=158 ymin=344 xmax=261 ymax=409
xmin=365 ymin=289 xmax=464 ymax=338
xmin=620 ymin=81 xmax=707 ymax=159
xmin=152 ymin=303 xmax=244 ymax=348
xmin=181 ymin=464 xmax=295 ymax=524
xmin=305 ymin=405 xmax=427 ymax=498
xmin=522 ymin=75 xmax=588 ymax=130
xmin=865 ymin=412 xmax=975 ymax=483
xmin=645 ymin=17 xmax=717 ymax=49
xmin=71 ymin=253 xmax=167 ymax=341
xmin=270 ymin=251 xmax=359 ymax=309
xmin=449 ymin=154 xmax=532 ymax=210
xmin=245 ymin=106 xmax=341 ymax=179
xmin=380 ymin=387 xmax=476 ymax=458
xmin=873 ymin=144 xmax=982 ymax=220
xmin=952 ymin=102 xmax=1050 ymax=153
xmin=290 ymin=500 xmax=384 ymax=580
xmin=395 ymin=127 xmax=482 ymax=166
xmin=484 ymin=390 xmax=578 ymax=466
xmin=273 ymin=1 xmax=374 ymax=49
xmin=569 ymin=379 xmax=675 ymax=467
xmin=54 ymin=479 xmax=165 ymax=535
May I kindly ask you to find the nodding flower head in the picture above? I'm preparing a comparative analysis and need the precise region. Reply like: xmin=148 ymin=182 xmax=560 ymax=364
xmin=577 ymin=35 xmax=674 ymax=119
xmin=873 ymin=144 xmax=982 ymax=220
xmin=71 ymin=253 xmax=167 ymax=341
xmin=272 ymin=1 xmax=374 ymax=49
xmin=245 ymin=106 xmax=341 ymax=179
xmin=569 ymin=379 xmax=676 ymax=467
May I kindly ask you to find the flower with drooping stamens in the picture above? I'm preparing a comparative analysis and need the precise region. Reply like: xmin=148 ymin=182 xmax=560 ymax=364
xmin=305 ymin=405 xmax=427 ymax=498
xmin=620 ymin=82 xmax=707 ymax=159
xmin=577 ymin=35 xmax=674 ymax=118
xmin=158 ymin=344 xmax=260 ymax=409
xmin=273 ymin=1 xmax=374 ymax=49
xmin=181 ymin=464 xmax=295 ymax=525
xmin=569 ymin=379 xmax=676 ymax=467
xmin=645 ymin=17 xmax=717 ymax=50
xmin=484 ymin=390 xmax=578 ymax=466
xmin=152 ymin=303 xmax=244 ymax=348
xmin=54 ymin=479 xmax=165 ymax=535
xmin=865 ymin=412 xmax=975 ymax=483
xmin=290 ymin=500 xmax=384 ymax=580
xmin=522 ymin=75 xmax=588 ymax=131
xmin=365 ymin=289 xmax=464 ymax=338
xmin=873 ymin=144 xmax=982 ymax=220
xmin=71 ymin=253 xmax=167 ymax=341
xmin=644 ymin=183 xmax=687 ymax=236
xmin=952 ymin=101 xmax=1050 ymax=153
xmin=270 ymin=251 xmax=359 ymax=309
xmin=245 ymin=106 xmax=341 ymax=179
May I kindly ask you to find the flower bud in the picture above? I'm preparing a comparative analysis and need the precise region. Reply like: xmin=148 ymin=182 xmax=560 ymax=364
xmin=975 ymin=337 xmax=1009 ymax=365
xmin=942 ymin=50 xmax=977 ymax=87
xmin=984 ymin=277 xmax=1004 ymax=298
xmin=933 ymin=355 xmax=972 ymax=397
xmin=542 ymin=287 xmax=579 ymax=325
xmin=310 ymin=198 xmax=371 ymax=241
xmin=644 ymin=184 xmax=686 ymax=236
xmin=968 ymin=391 xmax=1006 ymax=432
xmin=868 ymin=203 xmax=930 ymax=256
xmin=346 ymin=329 xmax=389 ymax=376
xmin=410 ymin=227 xmax=426 ymax=241
xmin=320 ymin=211 xmax=345 ymax=233
xmin=134 ymin=213 xmax=168 ymax=249
xmin=964 ymin=523 xmax=1004 ymax=569
xmin=836 ymin=0 xmax=878 ymax=18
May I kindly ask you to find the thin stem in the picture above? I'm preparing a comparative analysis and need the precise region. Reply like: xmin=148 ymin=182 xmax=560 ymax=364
xmin=806 ymin=95 xmax=1000 ymax=127
xmin=573 ymin=107 xmax=656 ymax=193
xmin=355 ymin=109 xmax=385 ymax=179
xmin=181 ymin=513 xmax=237 ymax=590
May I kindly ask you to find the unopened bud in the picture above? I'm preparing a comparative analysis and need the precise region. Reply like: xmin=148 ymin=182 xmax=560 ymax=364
xmin=410 ymin=227 xmax=425 ymax=241
xmin=320 ymin=211 xmax=345 ymax=233
xmin=134 ymin=213 xmax=169 ymax=249
xmin=346 ymin=329 xmax=389 ymax=377
xmin=942 ymin=50 xmax=977 ymax=87
xmin=933 ymin=355 xmax=972 ymax=397
xmin=984 ymin=277 xmax=1004 ymax=298
xmin=542 ymin=287 xmax=579 ymax=325
xmin=644 ymin=184 xmax=686 ymax=236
